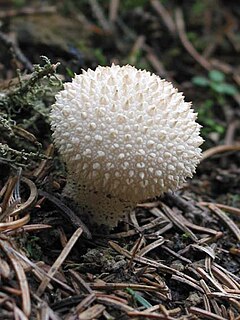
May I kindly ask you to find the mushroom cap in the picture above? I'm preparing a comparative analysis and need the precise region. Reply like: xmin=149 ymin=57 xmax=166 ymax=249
xmin=51 ymin=65 xmax=203 ymax=225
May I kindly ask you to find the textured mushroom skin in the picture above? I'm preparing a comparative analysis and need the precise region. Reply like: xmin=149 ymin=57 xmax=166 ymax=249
xmin=51 ymin=65 xmax=203 ymax=227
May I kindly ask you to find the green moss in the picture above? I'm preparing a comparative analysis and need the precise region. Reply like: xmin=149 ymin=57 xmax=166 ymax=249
xmin=0 ymin=57 xmax=62 ymax=167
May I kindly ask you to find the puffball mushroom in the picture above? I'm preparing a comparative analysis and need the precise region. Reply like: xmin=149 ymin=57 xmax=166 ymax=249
xmin=50 ymin=65 xmax=203 ymax=227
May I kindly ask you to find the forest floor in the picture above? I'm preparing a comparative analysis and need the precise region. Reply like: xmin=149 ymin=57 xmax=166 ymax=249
xmin=0 ymin=1 xmax=240 ymax=319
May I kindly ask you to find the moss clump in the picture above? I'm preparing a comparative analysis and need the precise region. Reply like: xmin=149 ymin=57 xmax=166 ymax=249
xmin=0 ymin=57 xmax=62 ymax=167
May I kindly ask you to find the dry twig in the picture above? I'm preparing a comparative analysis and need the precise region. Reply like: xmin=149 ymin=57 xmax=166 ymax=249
xmin=189 ymin=306 xmax=229 ymax=320
xmin=201 ymin=145 xmax=240 ymax=161
xmin=175 ymin=8 xmax=211 ymax=70
xmin=208 ymin=204 xmax=240 ymax=242
xmin=89 ymin=0 xmax=112 ymax=32
xmin=36 ymin=227 xmax=83 ymax=296
xmin=38 ymin=190 xmax=91 ymax=239
xmin=108 ymin=0 xmax=119 ymax=23
xmin=0 ymin=31 xmax=33 ymax=71
xmin=0 ymin=238 xmax=31 ymax=317
xmin=151 ymin=0 xmax=176 ymax=35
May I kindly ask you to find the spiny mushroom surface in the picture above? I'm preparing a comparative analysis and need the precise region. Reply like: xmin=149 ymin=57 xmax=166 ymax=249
xmin=51 ymin=65 xmax=203 ymax=227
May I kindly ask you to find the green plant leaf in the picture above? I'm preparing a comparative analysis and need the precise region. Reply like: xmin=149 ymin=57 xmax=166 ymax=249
xmin=209 ymin=70 xmax=225 ymax=82
xmin=94 ymin=48 xmax=107 ymax=65
xmin=210 ymin=82 xmax=238 ymax=95
xmin=126 ymin=288 xmax=152 ymax=308
xmin=204 ymin=118 xmax=225 ymax=134
xmin=66 ymin=67 xmax=75 ymax=78
xmin=192 ymin=76 xmax=209 ymax=87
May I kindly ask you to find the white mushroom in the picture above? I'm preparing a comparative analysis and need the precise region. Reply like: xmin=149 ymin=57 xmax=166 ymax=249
xmin=50 ymin=65 xmax=203 ymax=227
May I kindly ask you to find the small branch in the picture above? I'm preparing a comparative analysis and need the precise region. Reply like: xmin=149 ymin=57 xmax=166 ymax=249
xmin=200 ymin=202 xmax=240 ymax=217
xmin=208 ymin=204 xmax=240 ymax=242
xmin=175 ymin=8 xmax=212 ymax=71
xmin=151 ymin=0 xmax=176 ymax=35
xmin=0 ymin=5 xmax=56 ymax=19
xmin=7 ymin=57 xmax=60 ymax=100
xmin=201 ymin=144 xmax=240 ymax=161
xmin=0 ymin=31 xmax=33 ymax=72
xmin=89 ymin=0 xmax=112 ymax=33
xmin=38 ymin=190 xmax=92 ymax=239
xmin=0 ymin=238 xmax=31 ymax=317
xmin=36 ymin=227 xmax=83 ymax=296
xmin=0 ymin=143 xmax=51 ymax=164
xmin=7 ymin=246 xmax=75 ymax=294
xmin=224 ymin=120 xmax=239 ymax=145
xmin=189 ymin=307 xmax=228 ymax=320
xmin=109 ymin=0 xmax=119 ymax=23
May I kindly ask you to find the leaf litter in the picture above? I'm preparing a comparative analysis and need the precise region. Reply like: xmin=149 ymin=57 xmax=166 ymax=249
xmin=0 ymin=1 xmax=240 ymax=319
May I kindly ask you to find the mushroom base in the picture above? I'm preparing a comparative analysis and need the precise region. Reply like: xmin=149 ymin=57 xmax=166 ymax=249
xmin=63 ymin=178 xmax=134 ymax=228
